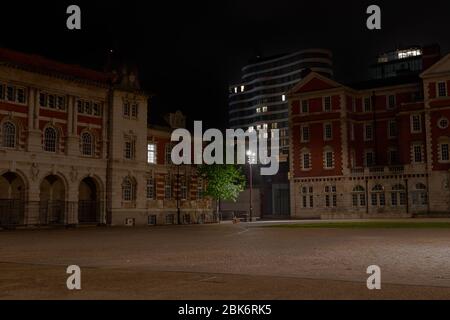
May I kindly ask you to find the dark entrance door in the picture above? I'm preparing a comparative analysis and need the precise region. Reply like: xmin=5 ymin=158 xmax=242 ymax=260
xmin=0 ymin=172 xmax=25 ymax=227
xmin=78 ymin=177 xmax=99 ymax=224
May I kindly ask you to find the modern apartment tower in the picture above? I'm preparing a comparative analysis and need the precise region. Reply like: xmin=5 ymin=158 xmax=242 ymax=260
xmin=228 ymin=49 xmax=333 ymax=218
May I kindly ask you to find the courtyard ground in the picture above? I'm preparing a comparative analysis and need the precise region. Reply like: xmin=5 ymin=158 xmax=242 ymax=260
xmin=1 ymin=219 xmax=450 ymax=299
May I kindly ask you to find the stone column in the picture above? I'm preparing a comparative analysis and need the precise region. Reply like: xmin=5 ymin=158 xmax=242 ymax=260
xmin=27 ymin=88 xmax=42 ymax=153
xmin=66 ymin=96 xmax=80 ymax=157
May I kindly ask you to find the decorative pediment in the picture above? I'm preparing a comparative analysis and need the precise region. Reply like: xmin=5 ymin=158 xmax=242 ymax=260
xmin=287 ymin=72 xmax=343 ymax=96
xmin=421 ymin=53 xmax=450 ymax=78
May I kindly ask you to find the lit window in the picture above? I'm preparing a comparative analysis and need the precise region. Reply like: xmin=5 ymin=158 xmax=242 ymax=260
xmin=2 ymin=121 xmax=16 ymax=148
xmin=262 ymin=106 xmax=268 ymax=112
xmin=147 ymin=143 xmax=157 ymax=164
xmin=256 ymin=108 xmax=261 ymax=113
xmin=282 ymin=94 xmax=286 ymax=102
xmin=240 ymin=85 xmax=245 ymax=92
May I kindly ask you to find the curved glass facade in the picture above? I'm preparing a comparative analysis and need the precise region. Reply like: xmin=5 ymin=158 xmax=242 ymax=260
xmin=228 ymin=49 xmax=333 ymax=155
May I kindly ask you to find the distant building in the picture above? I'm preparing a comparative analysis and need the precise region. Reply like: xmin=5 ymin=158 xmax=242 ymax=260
xmin=288 ymin=51 xmax=450 ymax=219
xmin=0 ymin=48 xmax=213 ymax=228
xmin=369 ymin=44 xmax=440 ymax=80
xmin=228 ymin=49 xmax=333 ymax=218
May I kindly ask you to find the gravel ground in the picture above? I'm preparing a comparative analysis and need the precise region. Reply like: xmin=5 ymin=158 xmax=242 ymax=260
xmin=1 ymin=221 xmax=450 ymax=299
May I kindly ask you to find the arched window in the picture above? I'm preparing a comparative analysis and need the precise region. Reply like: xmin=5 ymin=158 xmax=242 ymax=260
xmin=412 ymin=183 xmax=428 ymax=206
xmin=81 ymin=132 xmax=93 ymax=156
xmin=122 ymin=177 xmax=136 ymax=202
xmin=352 ymin=185 xmax=366 ymax=207
xmin=391 ymin=184 xmax=406 ymax=206
xmin=44 ymin=127 xmax=57 ymax=152
xmin=2 ymin=121 xmax=16 ymax=148
xmin=371 ymin=184 xmax=385 ymax=207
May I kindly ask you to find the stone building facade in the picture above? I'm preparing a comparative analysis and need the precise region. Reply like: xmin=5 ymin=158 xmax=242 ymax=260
xmin=288 ymin=53 xmax=450 ymax=219
xmin=0 ymin=48 xmax=212 ymax=228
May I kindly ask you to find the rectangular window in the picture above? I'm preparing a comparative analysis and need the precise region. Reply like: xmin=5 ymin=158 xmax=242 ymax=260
xmin=332 ymin=194 xmax=337 ymax=207
xmin=48 ymin=95 xmax=55 ymax=109
xmin=391 ymin=192 xmax=398 ymax=206
xmin=123 ymin=102 xmax=130 ymax=117
xmin=146 ymin=178 xmax=154 ymax=199
xmin=0 ymin=84 xmax=4 ymax=100
xmin=16 ymin=88 xmax=26 ymax=104
xmin=131 ymin=103 xmax=138 ymax=117
xmin=388 ymin=149 xmax=398 ymax=165
xmin=388 ymin=95 xmax=396 ymax=109
xmin=352 ymin=194 xmax=358 ymax=207
xmin=181 ymin=177 xmax=188 ymax=200
xmin=165 ymin=144 xmax=172 ymax=164
xmin=324 ymin=151 xmax=334 ymax=169
xmin=92 ymin=103 xmax=100 ymax=116
xmin=364 ymin=97 xmax=372 ymax=112
xmin=197 ymin=178 xmax=204 ymax=200
xmin=57 ymin=96 xmax=65 ymax=110
xmin=438 ymin=82 xmax=447 ymax=97
xmin=413 ymin=145 xmax=423 ymax=163
xmin=124 ymin=140 xmax=135 ymax=160
xmin=165 ymin=175 xmax=172 ymax=199
xmin=84 ymin=101 xmax=91 ymax=114
xmin=303 ymin=153 xmax=311 ymax=169
xmin=301 ymin=100 xmax=309 ymax=113
xmin=324 ymin=123 xmax=332 ymax=140
xmin=77 ymin=100 xmax=83 ymax=113
xmin=323 ymin=96 xmax=331 ymax=112
xmin=301 ymin=126 xmax=310 ymax=142
xmin=325 ymin=195 xmax=330 ymax=207
xmin=411 ymin=115 xmax=422 ymax=133
xmin=371 ymin=193 xmax=378 ymax=206
xmin=441 ymin=144 xmax=450 ymax=161
xmin=6 ymin=86 xmax=14 ymax=101
xmin=39 ymin=93 xmax=47 ymax=107
xmin=350 ymin=123 xmax=355 ymax=141
xmin=365 ymin=151 xmax=375 ymax=167
xmin=148 ymin=215 xmax=157 ymax=225
xmin=165 ymin=214 xmax=175 ymax=224
xmin=360 ymin=194 xmax=366 ymax=206
xmin=302 ymin=196 xmax=307 ymax=208
xmin=388 ymin=120 xmax=397 ymax=138
xmin=147 ymin=143 xmax=157 ymax=164
xmin=364 ymin=124 xmax=373 ymax=141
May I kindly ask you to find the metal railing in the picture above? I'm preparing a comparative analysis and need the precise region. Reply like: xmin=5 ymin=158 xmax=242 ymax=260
xmin=39 ymin=200 xmax=65 ymax=225
xmin=0 ymin=199 xmax=25 ymax=227
xmin=78 ymin=200 xmax=100 ymax=224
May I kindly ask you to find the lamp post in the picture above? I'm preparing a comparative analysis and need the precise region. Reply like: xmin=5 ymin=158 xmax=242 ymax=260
xmin=246 ymin=150 xmax=256 ymax=223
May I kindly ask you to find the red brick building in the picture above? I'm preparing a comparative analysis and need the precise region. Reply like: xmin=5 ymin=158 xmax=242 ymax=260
xmin=288 ymin=53 xmax=450 ymax=218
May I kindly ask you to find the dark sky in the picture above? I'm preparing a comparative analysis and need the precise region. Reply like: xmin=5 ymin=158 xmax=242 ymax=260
xmin=1 ymin=0 xmax=449 ymax=129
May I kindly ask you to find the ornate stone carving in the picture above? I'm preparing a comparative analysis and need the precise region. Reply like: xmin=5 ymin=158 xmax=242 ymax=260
xmin=70 ymin=166 xmax=78 ymax=182
xmin=30 ymin=163 xmax=39 ymax=181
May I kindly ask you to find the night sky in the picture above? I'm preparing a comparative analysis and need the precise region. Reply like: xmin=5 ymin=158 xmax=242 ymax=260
xmin=1 ymin=0 xmax=450 ymax=129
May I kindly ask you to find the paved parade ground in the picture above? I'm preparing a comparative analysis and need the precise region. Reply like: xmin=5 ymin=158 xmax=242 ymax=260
xmin=1 ymin=220 xmax=450 ymax=299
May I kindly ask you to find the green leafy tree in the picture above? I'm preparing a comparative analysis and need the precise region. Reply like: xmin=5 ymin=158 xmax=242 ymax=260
xmin=197 ymin=164 xmax=246 ymax=218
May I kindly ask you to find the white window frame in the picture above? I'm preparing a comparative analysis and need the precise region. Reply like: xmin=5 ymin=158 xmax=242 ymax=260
xmin=323 ymin=122 xmax=333 ymax=141
xmin=364 ymin=123 xmax=373 ymax=141
xmin=410 ymin=114 xmax=422 ymax=133
xmin=323 ymin=96 xmax=331 ymax=112
xmin=437 ymin=81 xmax=448 ymax=98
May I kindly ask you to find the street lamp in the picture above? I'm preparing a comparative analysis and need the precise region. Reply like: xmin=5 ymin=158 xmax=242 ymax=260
xmin=246 ymin=150 xmax=256 ymax=223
